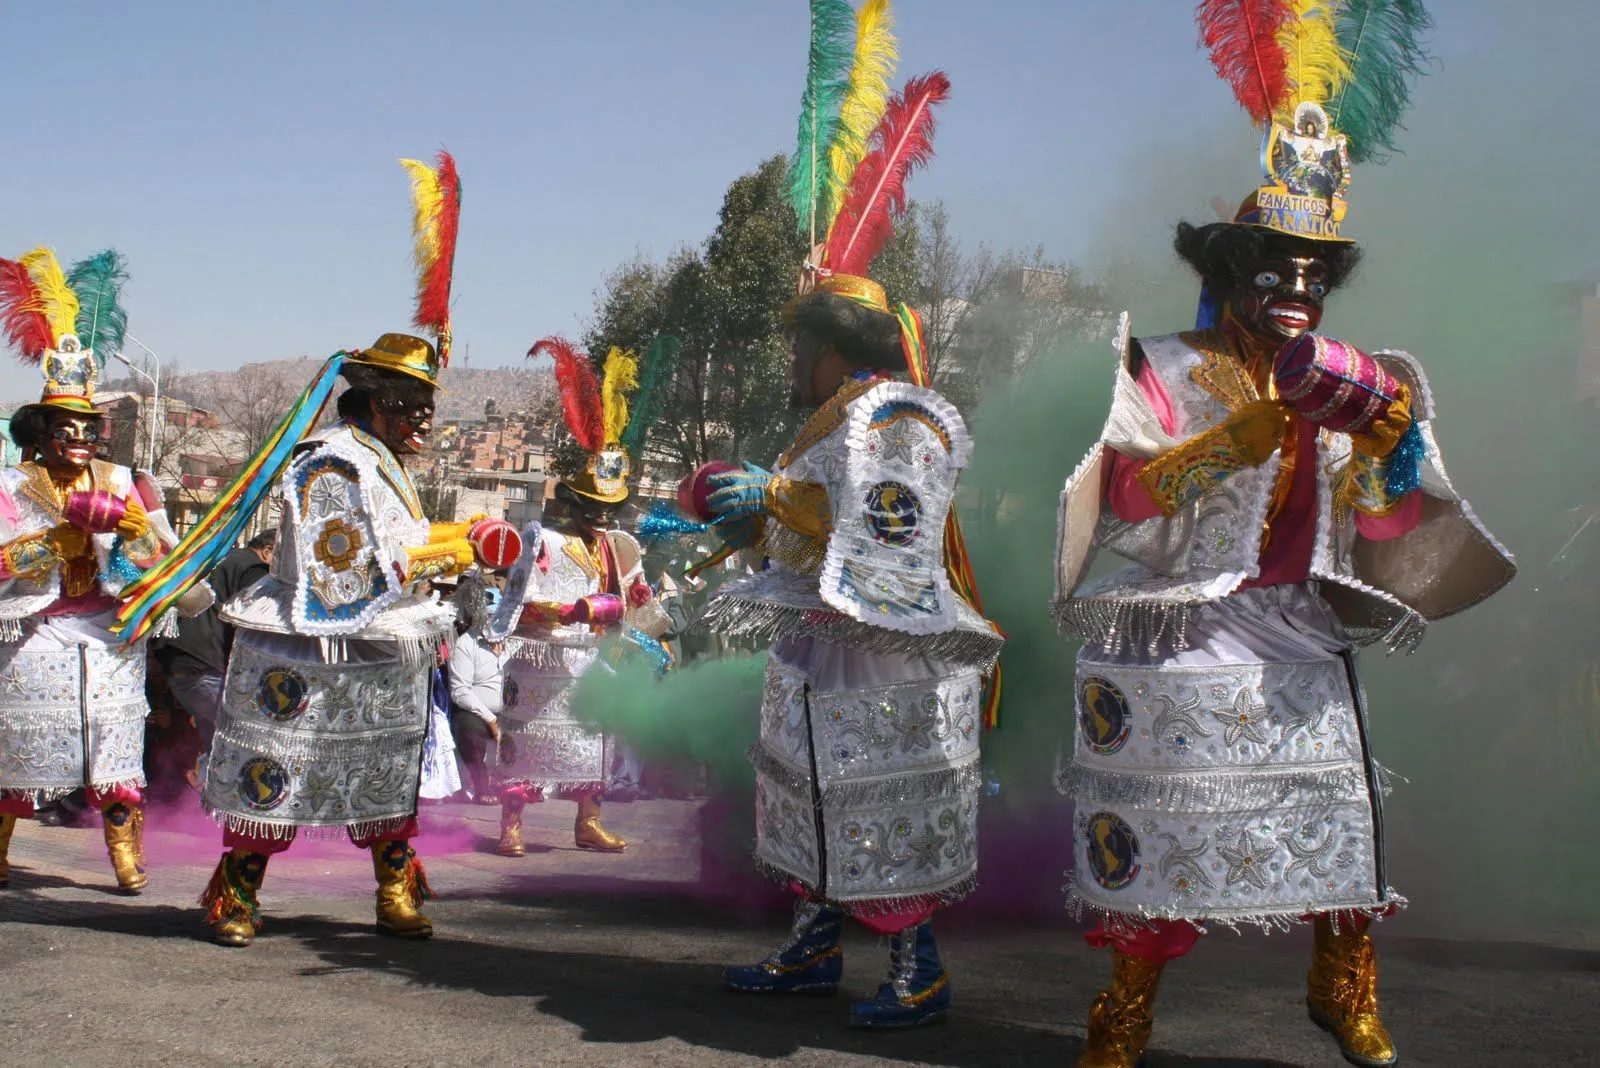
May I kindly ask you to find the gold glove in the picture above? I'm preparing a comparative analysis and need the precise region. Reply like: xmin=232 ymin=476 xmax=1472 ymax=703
xmin=1138 ymin=400 xmax=1289 ymax=517
xmin=405 ymin=538 xmax=476 ymax=583
xmin=116 ymin=497 xmax=151 ymax=541
xmin=427 ymin=514 xmax=489 ymax=544
xmin=763 ymin=476 xmax=831 ymax=540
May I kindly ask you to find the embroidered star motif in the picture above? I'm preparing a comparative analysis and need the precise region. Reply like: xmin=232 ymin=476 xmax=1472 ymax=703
xmin=0 ymin=666 xmax=27 ymax=695
xmin=1216 ymin=830 xmax=1273 ymax=890
xmin=1211 ymin=688 xmax=1274 ymax=746
xmin=878 ymin=423 xmax=918 ymax=465
xmin=297 ymin=767 xmax=341 ymax=815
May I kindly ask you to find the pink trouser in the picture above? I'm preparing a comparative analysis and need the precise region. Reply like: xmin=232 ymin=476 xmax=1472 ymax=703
xmin=1088 ymin=909 xmax=1385 ymax=963
xmin=790 ymin=881 xmax=935 ymax=937
xmin=224 ymin=816 xmax=420 ymax=857
xmin=0 ymin=783 xmax=143 ymax=817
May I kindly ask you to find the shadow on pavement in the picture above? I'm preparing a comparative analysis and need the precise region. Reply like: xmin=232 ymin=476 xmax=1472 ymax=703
xmin=295 ymin=920 xmax=1297 ymax=1068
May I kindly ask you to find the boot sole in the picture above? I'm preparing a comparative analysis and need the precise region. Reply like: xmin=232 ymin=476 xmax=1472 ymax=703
xmin=378 ymin=925 xmax=434 ymax=940
xmin=725 ymin=981 xmax=840 ymax=996
xmin=849 ymin=1007 xmax=949 ymax=1030
xmin=1307 ymin=1000 xmax=1399 ymax=1067
xmin=574 ymin=843 xmax=626 ymax=853
xmin=212 ymin=934 xmax=254 ymax=947
xmin=495 ymin=848 xmax=526 ymax=857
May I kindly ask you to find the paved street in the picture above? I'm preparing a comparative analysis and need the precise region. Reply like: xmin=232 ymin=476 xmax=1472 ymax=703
xmin=0 ymin=798 xmax=1593 ymax=1067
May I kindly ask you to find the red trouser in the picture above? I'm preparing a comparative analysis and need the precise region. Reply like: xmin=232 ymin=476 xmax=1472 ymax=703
xmin=224 ymin=816 xmax=420 ymax=856
xmin=0 ymin=784 xmax=143 ymax=817
xmin=1089 ymin=910 xmax=1382 ymax=963
xmin=790 ymin=881 xmax=935 ymax=937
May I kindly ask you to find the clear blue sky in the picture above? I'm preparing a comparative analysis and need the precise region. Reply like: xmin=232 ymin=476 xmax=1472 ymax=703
xmin=0 ymin=0 xmax=1550 ymax=396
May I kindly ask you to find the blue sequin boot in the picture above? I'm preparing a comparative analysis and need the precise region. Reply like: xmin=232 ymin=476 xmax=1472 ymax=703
xmin=849 ymin=920 xmax=950 ymax=1029
xmin=723 ymin=899 xmax=845 ymax=995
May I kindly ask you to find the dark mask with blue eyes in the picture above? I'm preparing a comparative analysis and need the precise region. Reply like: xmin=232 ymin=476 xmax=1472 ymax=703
xmin=1230 ymin=255 xmax=1332 ymax=346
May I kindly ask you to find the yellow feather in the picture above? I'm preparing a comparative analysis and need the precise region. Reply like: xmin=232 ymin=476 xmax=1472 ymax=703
xmin=1275 ymin=0 xmax=1352 ymax=122
xmin=21 ymin=248 xmax=79 ymax=347
xmin=823 ymin=0 xmax=897 ymax=240
xmin=601 ymin=347 xmax=639 ymax=446
xmin=399 ymin=158 xmax=442 ymax=273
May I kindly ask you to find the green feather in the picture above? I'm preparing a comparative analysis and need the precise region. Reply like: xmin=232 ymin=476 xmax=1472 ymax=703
xmin=785 ymin=0 xmax=856 ymax=242
xmin=1327 ymin=0 xmax=1434 ymax=164
xmin=620 ymin=334 xmax=680 ymax=460
xmin=65 ymin=249 xmax=130 ymax=370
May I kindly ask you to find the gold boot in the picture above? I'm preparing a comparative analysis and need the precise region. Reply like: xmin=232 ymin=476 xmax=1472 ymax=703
xmin=201 ymin=849 xmax=269 ymax=947
xmin=1307 ymin=914 xmax=1398 ymax=1067
xmin=372 ymin=841 xmax=433 ymax=939
xmin=496 ymin=795 xmax=525 ymax=857
xmin=574 ymin=791 xmax=626 ymax=853
xmin=1078 ymin=949 xmax=1165 ymax=1068
xmin=102 ymin=802 xmax=148 ymax=892
xmin=0 ymin=812 xmax=16 ymax=887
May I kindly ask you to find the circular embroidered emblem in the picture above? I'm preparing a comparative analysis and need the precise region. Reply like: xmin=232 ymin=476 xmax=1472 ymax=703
xmin=238 ymin=757 xmax=289 ymax=811
xmin=862 ymin=481 xmax=921 ymax=547
xmin=313 ymin=518 xmax=363 ymax=572
xmin=1078 ymin=676 xmax=1131 ymax=755
xmin=255 ymin=667 xmax=310 ymax=722
xmin=1084 ymin=811 xmax=1141 ymax=891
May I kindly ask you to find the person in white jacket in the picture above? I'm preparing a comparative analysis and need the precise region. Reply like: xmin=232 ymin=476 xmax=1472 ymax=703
xmin=448 ymin=573 xmax=509 ymax=802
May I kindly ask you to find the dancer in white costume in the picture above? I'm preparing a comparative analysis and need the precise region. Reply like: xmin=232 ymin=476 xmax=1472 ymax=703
xmin=489 ymin=339 xmax=671 ymax=857
xmin=0 ymin=248 xmax=205 ymax=893
xmin=1056 ymin=8 xmax=1514 ymax=1064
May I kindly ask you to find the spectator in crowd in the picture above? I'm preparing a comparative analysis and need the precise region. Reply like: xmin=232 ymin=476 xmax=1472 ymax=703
xmin=418 ymin=639 xmax=463 ymax=802
xmin=447 ymin=573 xmax=510 ymax=803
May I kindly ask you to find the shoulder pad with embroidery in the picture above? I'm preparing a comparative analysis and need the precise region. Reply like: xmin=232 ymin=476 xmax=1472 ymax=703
xmin=282 ymin=439 xmax=402 ymax=635
xmin=818 ymin=381 xmax=972 ymax=634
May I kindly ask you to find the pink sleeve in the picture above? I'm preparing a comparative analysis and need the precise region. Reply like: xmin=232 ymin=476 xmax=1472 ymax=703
xmin=1102 ymin=355 xmax=1178 ymax=524
xmin=1354 ymin=490 xmax=1422 ymax=541
xmin=1106 ymin=450 xmax=1163 ymax=522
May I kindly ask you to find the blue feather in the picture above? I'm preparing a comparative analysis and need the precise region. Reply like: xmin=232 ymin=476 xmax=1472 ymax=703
xmin=1383 ymin=419 xmax=1425 ymax=499
xmin=624 ymin=626 xmax=673 ymax=676
xmin=637 ymin=501 xmax=709 ymax=544
xmin=65 ymin=250 xmax=130 ymax=370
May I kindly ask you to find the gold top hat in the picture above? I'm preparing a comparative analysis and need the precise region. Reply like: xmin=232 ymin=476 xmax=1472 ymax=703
xmin=562 ymin=448 xmax=632 ymax=506
xmin=347 ymin=332 xmax=444 ymax=388
xmin=1236 ymin=102 xmax=1356 ymax=244
xmin=34 ymin=338 xmax=100 ymax=415
xmin=784 ymin=245 xmax=892 ymax=324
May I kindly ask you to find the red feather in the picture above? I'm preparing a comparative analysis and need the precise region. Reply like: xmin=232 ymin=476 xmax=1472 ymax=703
xmin=0 ymin=258 xmax=52 ymax=361
xmin=1197 ymin=0 xmax=1294 ymax=124
xmin=826 ymin=71 xmax=950 ymax=277
xmin=530 ymin=336 xmax=604 ymax=453
xmin=414 ymin=150 xmax=461 ymax=363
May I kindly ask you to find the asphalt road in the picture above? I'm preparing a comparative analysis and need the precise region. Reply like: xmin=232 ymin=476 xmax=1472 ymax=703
xmin=0 ymin=798 xmax=1593 ymax=1067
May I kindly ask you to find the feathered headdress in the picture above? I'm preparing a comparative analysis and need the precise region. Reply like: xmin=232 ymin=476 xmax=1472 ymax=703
xmin=784 ymin=0 xmax=947 ymax=303
xmin=400 ymin=150 xmax=462 ymax=362
xmin=529 ymin=334 xmax=681 ymax=504
xmin=0 ymin=246 xmax=131 ymax=415
xmin=67 ymin=250 xmax=132 ymax=366
xmin=1196 ymin=0 xmax=1433 ymax=240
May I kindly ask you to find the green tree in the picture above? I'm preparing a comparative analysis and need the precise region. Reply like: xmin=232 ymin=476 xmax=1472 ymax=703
xmin=583 ymin=155 xmax=809 ymax=474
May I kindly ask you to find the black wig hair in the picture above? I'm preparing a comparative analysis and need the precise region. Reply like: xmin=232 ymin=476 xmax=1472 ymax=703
xmin=336 ymin=363 xmax=435 ymax=421
xmin=1173 ymin=221 xmax=1363 ymax=297
xmin=787 ymin=291 xmax=906 ymax=370
xmin=7 ymin=405 xmax=106 ymax=456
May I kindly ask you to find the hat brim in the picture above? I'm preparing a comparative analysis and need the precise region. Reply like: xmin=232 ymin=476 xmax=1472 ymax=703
xmin=343 ymin=353 xmax=446 ymax=391
xmin=16 ymin=397 xmax=101 ymax=419
xmin=561 ymin=480 xmax=631 ymax=506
